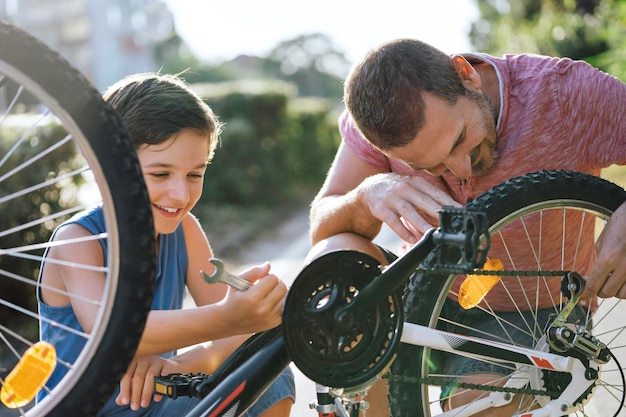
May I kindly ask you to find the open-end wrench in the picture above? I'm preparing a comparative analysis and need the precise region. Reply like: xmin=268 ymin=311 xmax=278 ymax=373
xmin=200 ymin=258 xmax=251 ymax=291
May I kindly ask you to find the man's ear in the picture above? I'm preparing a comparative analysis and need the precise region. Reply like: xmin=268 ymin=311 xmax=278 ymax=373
xmin=450 ymin=55 xmax=482 ymax=91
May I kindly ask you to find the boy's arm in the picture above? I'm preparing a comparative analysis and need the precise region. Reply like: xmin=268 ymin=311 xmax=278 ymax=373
xmin=137 ymin=271 xmax=284 ymax=356
xmin=48 ymin=223 xmax=284 ymax=357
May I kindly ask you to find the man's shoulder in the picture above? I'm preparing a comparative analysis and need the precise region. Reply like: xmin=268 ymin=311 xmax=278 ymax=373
xmin=503 ymin=53 xmax=599 ymax=82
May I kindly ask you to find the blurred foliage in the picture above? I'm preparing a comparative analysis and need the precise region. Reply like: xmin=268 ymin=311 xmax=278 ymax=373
xmin=261 ymin=33 xmax=350 ymax=97
xmin=155 ymin=32 xmax=349 ymax=99
xmin=188 ymin=81 xmax=341 ymax=252
xmin=154 ymin=31 xmax=348 ymax=251
xmin=469 ymin=0 xmax=626 ymax=80
xmin=0 ymin=122 xmax=82 ymax=343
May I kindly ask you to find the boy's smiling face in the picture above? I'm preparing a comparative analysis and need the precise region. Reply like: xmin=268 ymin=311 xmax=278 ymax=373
xmin=137 ymin=128 xmax=210 ymax=236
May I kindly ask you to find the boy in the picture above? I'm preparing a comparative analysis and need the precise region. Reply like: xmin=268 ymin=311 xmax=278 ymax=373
xmin=38 ymin=73 xmax=295 ymax=416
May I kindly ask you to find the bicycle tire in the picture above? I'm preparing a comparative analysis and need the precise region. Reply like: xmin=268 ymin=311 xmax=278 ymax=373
xmin=0 ymin=21 xmax=155 ymax=416
xmin=388 ymin=169 xmax=626 ymax=417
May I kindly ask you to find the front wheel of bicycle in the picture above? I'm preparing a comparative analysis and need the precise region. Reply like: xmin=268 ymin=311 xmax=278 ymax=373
xmin=389 ymin=169 xmax=626 ymax=417
xmin=0 ymin=21 xmax=155 ymax=416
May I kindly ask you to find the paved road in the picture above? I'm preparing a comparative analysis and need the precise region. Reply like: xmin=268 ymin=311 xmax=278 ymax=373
xmin=233 ymin=209 xmax=317 ymax=416
xmin=230 ymin=209 xmax=317 ymax=416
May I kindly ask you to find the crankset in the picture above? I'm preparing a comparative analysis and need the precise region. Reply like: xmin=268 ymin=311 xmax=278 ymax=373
xmin=282 ymin=207 xmax=490 ymax=389
xmin=282 ymin=250 xmax=403 ymax=389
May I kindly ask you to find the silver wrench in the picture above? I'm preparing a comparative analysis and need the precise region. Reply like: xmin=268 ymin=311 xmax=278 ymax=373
xmin=200 ymin=258 xmax=251 ymax=291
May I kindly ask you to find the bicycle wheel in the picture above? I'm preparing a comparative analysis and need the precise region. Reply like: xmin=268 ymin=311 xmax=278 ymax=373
xmin=389 ymin=170 xmax=626 ymax=417
xmin=0 ymin=21 xmax=155 ymax=416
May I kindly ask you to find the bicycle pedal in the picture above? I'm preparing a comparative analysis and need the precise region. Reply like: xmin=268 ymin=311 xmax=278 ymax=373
xmin=154 ymin=373 xmax=210 ymax=399
xmin=434 ymin=206 xmax=490 ymax=270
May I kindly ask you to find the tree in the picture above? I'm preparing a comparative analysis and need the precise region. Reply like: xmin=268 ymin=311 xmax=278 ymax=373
xmin=264 ymin=33 xmax=350 ymax=98
xmin=154 ymin=31 xmax=348 ymax=98
xmin=469 ymin=0 xmax=626 ymax=80
xmin=154 ymin=33 xmax=203 ymax=75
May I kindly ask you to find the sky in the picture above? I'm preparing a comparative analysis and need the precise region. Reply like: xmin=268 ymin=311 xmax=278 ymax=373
xmin=162 ymin=0 xmax=480 ymax=67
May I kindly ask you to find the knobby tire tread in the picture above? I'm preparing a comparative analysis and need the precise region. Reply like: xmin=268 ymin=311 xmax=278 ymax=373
xmin=0 ymin=21 xmax=156 ymax=416
xmin=388 ymin=169 xmax=626 ymax=417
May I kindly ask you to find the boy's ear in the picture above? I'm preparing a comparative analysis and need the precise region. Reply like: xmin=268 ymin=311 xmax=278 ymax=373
xmin=450 ymin=55 xmax=482 ymax=91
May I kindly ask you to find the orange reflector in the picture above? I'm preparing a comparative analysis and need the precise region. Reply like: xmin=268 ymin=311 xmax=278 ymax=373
xmin=1 ymin=341 xmax=57 ymax=408
xmin=458 ymin=259 xmax=504 ymax=309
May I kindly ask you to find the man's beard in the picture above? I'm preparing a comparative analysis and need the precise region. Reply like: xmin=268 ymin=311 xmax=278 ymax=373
xmin=467 ymin=90 xmax=498 ymax=176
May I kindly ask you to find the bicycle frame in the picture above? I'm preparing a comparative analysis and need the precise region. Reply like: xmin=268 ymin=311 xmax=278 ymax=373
xmin=179 ymin=319 xmax=594 ymax=417
xmin=160 ymin=207 xmax=605 ymax=417
xmin=338 ymin=209 xmax=489 ymax=320
xmin=180 ymin=328 xmax=290 ymax=417
xmin=400 ymin=322 xmax=594 ymax=417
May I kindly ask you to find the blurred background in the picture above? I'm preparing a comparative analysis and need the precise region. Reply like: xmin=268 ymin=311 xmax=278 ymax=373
xmin=1 ymin=0 xmax=625 ymax=257
xmin=1 ymin=2 xmax=625 ymax=416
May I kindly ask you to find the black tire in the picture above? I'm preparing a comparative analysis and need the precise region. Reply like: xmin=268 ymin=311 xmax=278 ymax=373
xmin=389 ymin=170 xmax=626 ymax=417
xmin=0 ymin=21 xmax=155 ymax=416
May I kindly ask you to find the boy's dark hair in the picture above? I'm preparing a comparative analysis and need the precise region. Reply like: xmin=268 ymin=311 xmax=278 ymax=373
xmin=103 ymin=73 xmax=221 ymax=161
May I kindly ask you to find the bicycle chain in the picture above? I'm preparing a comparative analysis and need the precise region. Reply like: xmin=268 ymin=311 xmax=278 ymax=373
xmin=419 ymin=266 xmax=568 ymax=278
xmin=383 ymin=373 xmax=559 ymax=398
xmin=387 ymin=266 xmax=570 ymax=397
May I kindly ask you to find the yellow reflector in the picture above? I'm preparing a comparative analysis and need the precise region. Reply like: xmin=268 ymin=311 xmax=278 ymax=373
xmin=1 ymin=341 xmax=57 ymax=408
xmin=458 ymin=259 xmax=504 ymax=309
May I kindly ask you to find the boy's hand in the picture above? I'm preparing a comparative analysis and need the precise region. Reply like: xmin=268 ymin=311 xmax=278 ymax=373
xmin=116 ymin=356 xmax=177 ymax=410
xmin=220 ymin=262 xmax=288 ymax=333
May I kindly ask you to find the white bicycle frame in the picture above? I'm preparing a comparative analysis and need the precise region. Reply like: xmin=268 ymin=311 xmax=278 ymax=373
xmin=306 ymin=218 xmax=611 ymax=417
xmin=400 ymin=322 xmax=597 ymax=417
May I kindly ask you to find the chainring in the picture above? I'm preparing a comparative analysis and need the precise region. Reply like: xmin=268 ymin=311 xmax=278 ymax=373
xmin=283 ymin=250 xmax=403 ymax=388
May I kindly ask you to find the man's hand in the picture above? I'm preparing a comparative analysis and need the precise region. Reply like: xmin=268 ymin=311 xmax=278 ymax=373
xmin=357 ymin=173 xmax=462 ymax=244
xmin=586 ymin=202 xmax=626 ymax=298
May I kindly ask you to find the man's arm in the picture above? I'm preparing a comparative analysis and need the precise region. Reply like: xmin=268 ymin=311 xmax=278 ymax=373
xmin=310 ymin=142 xmax=461 ymax=245
xmin=309 ymin=142 xmax=387 ymax=244
xmin=586 ymin=200 xmax=626 ymax=298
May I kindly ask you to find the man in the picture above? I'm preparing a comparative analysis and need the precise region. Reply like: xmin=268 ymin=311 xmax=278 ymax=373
xmin=307 ymin=38 xmax=626 ymax=416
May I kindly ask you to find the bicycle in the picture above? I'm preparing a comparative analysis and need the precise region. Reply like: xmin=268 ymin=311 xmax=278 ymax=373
xmin=1 ymin=19 xmax=625 ymax=417
xmin=0 ymin=20 xmax=155 ymax=416
xmin=157 ymin=169 xmax=626 ymax=417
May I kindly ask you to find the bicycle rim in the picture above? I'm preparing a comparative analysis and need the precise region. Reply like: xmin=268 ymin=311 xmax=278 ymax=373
xmin=0 ymin=21 xmax=155 ymax=416
xmin=390 ymin=170 xmax=626 ymax=417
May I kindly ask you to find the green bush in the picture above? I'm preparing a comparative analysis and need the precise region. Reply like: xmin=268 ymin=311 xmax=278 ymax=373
xmin=189 ymin=80 xmax=341 ymax=251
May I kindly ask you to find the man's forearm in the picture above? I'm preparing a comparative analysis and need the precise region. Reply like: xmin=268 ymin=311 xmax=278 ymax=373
xmin=309 ymin=193 xmax=382 ymax=245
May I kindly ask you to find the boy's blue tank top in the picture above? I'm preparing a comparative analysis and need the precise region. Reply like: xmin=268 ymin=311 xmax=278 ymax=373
xmin=37 ymin=205 xmax=187 ymax=401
